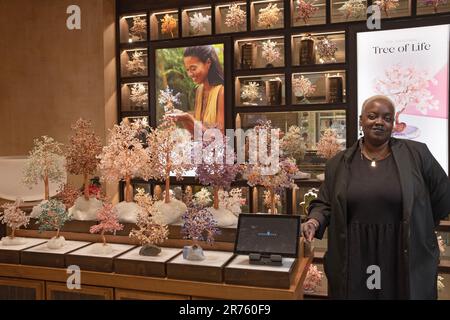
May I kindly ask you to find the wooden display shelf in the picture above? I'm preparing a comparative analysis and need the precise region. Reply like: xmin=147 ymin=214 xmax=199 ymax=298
xmin=14 ymin=229 xmax=235 ymax=252
xmin=21 ymin=240 xmax=91 ymax=268
xmin=0 ymin=249 xmax=312 ymax=300
xmin=115 ymin=247 xmax=182 ymax=277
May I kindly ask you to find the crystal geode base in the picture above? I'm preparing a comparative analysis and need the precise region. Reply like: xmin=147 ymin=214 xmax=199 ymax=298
xmin=183 ymin=245 xmax=205 ymax=261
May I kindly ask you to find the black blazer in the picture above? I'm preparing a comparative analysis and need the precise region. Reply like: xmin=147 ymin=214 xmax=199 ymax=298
xmin=308 ymin=137 xmax=450 ymax=299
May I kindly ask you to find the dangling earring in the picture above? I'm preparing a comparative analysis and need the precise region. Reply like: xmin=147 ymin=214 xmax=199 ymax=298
xmin=359 ymin=126 xmax=363 ymax=136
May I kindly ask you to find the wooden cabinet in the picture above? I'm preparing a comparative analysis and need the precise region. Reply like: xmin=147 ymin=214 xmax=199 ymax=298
xmin=115 ymin=288 xmax=189 ymax=300
xmin=46 ymin=282 xmax=114 ymax=300
xmin=0 ymin=277 xmax=44 ymax=300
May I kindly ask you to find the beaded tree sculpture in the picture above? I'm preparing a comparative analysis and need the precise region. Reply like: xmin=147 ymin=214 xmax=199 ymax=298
xmin=98 ymin=118 xmax=151 ymax=203
xmin=296 ymin=0 xmax=319 ymax=24
xmin=66 ymin=118 xmax=102 ymax=201
xmin=257 ymin=3 xmax=281 ymax=28
xmin=89 ymin=202 xmax=124 ymax=252
xmin=161 ymin=14 xmax=177 ymax=38
xmin=0 ymin=199 xmax=30 ymax=245
xmin=181 ymin=193 xmax=220 ymax=260
xmin=23 ymin=136 xmax=65 ymax=201
xmin=245 ymin=120 xmax=299 ymax=214
xmin=36 ymin=199 xmax=70 ymax=249
xmin=129 ymin=188 xmax=169 ymax=256
xmin=196 ymin=135 xmax=242 ymax=227
xmin=225 ymin=3 xmax=246 ymax=30
xmin=316 ymin=128 xmax=342 ymax=160
xmin=55 ymin=184 xmax=81 ymax=210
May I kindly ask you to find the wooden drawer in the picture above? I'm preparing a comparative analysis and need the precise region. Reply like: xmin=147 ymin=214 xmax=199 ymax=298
xmin=115 ymin=288 xmax=189 ymax=300
xmin=46 ymin=281 xmax=113 ymax=300
xmin=0 ymin=277 xmax=45 ymax=300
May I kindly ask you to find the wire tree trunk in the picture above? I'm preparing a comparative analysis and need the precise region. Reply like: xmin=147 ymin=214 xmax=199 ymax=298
xmin=101 ymin=230 xmax=106 ymax=246
xmin=125 ymin=174 xmax=132 ymax=202
xmin=269 ymin=187 xmax=276 ymax=215
xmin=213 ymin=187 xmax=219 ymax=210
xmin=83 ymin=173 xmax=90 ymax=200
xmin=165 ymin=155 xmax=171 ymax=204
xmin=44 ymin=174 xmax=49 ymax=200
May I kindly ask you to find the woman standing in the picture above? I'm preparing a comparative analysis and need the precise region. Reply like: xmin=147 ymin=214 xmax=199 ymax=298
xmin=302 ymin=95 xmax=450 ymax=299
xmin=170 ymin=45 xmax=225 ymax=134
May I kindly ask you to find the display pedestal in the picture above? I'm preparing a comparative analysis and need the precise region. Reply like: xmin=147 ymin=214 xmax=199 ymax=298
xmin=167 ymin=251 xmax=234 ymax=283
xmin=0 ymin=238 xmax=47 ymax=264
xmin=225 ymin=255 xmax=297 ymax=289
xmin=114 ymin=247 xmax=181 ymax=277
xmin=65 ymin=243 xmax=135 ymax=273
xmin=21 ymin=240 xmax=90 ymax=268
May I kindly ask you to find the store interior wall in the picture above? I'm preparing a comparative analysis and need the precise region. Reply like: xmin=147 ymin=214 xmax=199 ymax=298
xmin=0 ymin=0 xmax=118 ymax=201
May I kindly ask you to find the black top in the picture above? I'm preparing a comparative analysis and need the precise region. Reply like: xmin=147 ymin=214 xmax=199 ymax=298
xmin=346 ymin=148 xmax=406 ymax=299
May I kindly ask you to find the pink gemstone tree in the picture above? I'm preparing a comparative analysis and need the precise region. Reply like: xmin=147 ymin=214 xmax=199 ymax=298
xmin=296 ymin=0 xmax=319 ymax=24
xmin=98 ymin=119 xmax=151 ymax=203
xmin=0 ymin=199 xmax=30 ymax=244
xmin=421 ymin=0 xmax=447 ymax=13
xmin=89 ymin=202 xmax=124 ymax=247
xmin=316 ymin=129 xmax=342 ymax=160
xmin=374 ymin=64 xmax=439 ymax=135
xmin=66 ymin=118 xmax=103 ymax=201
xmin=22 ymin=136 xmax=65 ymax=201
xmin=245 ymin=120 xmax=299 ymax=214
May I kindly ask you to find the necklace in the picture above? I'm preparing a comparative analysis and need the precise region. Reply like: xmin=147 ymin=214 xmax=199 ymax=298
xmin=359 ymin=139 xmax=391 ymax=168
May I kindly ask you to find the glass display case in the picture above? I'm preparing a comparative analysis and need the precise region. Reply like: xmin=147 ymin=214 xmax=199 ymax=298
xmin=120 ymin=48 xmax=148 ymax=78
xmin=151 ymin=184 xmax=251 ymax=214
xmin=253 ymin=186 xmax=286 ymax=214
xmin=251 ymin=0 xmax=285 ymax=30
xmin=130 ymin=182 xmax=152 ymax=198
xmin=291 ymin=0 xmax=326 ymax=26
xmin=235 ymin=36 xmax=285 ymax=69
xmin=372 ymin=0 xmax=411 ymax=18
xmin=182 ymin=5 xmax=212 ymax=37
xmin=119 ymin=13 xmax=148 ymax=44
xmin=236 ymin=74 xmax=285 ymax=106
xmin=331 ymin=0 xmax=367 ymax=23
xmin=236 ymin=110 xmax=346 ymax=177
xmin=120 ymin=82 xmax=149 ymax=112
xmin=417 ymin=0 xmax=450 ymax=15
xmin=215 ymin=2 xmax=248 ymax=34
xmin=292 ymin=71 xmax=346 ymax=104
xmin=292 ymin=31 xmax=345 ymax=66
xmin=150 ymin=9 xmax=179 ymax=40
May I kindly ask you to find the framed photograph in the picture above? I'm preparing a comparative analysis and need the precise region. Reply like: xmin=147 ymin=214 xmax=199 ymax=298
xmin=357 ymin=24 xmax=450 ymax=173
xmin=154 ymin=42 xmax=226 ymax=133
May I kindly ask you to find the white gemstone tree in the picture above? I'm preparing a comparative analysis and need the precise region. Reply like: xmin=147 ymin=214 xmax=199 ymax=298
xmin=23 ymin=136 xmax=66 ymax=218
xmin=146 ymin=88 xmax=193 ymax=225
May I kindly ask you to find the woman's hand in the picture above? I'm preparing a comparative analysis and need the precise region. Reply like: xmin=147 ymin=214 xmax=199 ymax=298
xmin=165 ymin=112 xmax=196 ymax=135
xmin=302 ymin=218 xmax=320 ymax=242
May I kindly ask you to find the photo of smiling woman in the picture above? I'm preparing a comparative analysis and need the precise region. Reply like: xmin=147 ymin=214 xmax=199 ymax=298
xmin=155 ymin=44 xmax=225 ymax=134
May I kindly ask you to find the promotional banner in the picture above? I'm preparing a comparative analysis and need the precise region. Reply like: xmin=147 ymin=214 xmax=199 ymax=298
xmin=357 ymin=25 xmax=449 ymax=173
